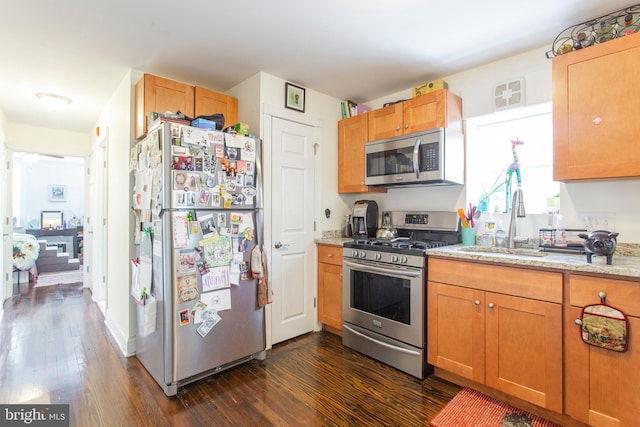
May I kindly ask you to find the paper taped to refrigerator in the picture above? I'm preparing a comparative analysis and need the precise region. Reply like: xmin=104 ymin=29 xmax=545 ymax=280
xmin=200 ymin=289 xmax=231 ymax=312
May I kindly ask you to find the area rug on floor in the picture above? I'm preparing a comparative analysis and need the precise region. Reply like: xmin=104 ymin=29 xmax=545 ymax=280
xmin=429 ymin=388 xmax=561 ymax=427
xmin=36 ymin=270 xmax=83 ymax=287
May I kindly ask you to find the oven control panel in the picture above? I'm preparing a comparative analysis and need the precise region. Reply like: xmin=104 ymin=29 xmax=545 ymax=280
xmin=404 ymin=213 xmax=429 ymax=225
xmin=342 ymin=246 xmax=425 ymax=269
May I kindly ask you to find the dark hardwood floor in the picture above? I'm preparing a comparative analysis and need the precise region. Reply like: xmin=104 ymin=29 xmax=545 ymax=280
xmin=0 ymin=282 xmax=460 ymax=426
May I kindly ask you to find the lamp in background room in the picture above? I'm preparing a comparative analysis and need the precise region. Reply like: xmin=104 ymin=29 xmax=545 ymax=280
xmin=36 ymin=93 xmax=72 ymax=111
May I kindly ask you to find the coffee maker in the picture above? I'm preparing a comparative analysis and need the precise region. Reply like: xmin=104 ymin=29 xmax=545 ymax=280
xmin=351 ymin=200 xmax=378 ymax=238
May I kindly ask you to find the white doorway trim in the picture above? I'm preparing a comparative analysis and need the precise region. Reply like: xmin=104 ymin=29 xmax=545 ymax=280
xmin=88 ymin=130 xmax=108 ymax=313
xmin=262 ymin=104 xmax=322 ymax=349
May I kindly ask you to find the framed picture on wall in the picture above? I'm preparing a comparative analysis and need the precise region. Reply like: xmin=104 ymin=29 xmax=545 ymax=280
xmin=48 ymin=185 xmax=66 ymax=202
xmin=285 ymin=82 xmax=305 ymax=113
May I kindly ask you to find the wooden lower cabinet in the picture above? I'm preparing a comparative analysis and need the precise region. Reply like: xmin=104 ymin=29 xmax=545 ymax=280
xmin=317 ymin=245 xmax=343 ymax=334
xmin=565 ymin=274 xmax=640 ymax=427
xmin=427 ymin=258 xmax=563 ymax=413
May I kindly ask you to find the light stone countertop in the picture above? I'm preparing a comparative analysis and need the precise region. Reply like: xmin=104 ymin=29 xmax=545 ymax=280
xmin=426 ymin=245 xmax=640 ymax=280
xmin=314 ymin=231 xmax=640 ymax=280
xmin=315 ymin=237 xmax=353 ymax=247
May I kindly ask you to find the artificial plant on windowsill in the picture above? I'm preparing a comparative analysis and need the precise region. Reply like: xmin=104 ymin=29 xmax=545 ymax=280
xmin=477 ymin=169 xmax=506 ymax=213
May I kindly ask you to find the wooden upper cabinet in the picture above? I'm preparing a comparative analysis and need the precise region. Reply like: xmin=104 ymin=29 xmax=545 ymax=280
xmin=368 ymin=103 xmax=404 ymax=140
xmin=134 ymin=74 xmax=239 ymax=139
xmin=553 ymin=32 xmax=640 ymax=181
xmin=368 ymin=90 xmax=462 ymax=141
xmin=194 ymin=87 xmax=238 ymax=130
xmin=338 ymin=113 xmax=386 ymax=194
xmin=135 ymin=74 xmax=194 ymax=139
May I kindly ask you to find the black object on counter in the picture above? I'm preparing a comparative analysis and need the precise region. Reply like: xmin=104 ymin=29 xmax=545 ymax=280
xmin=578 ymin=230 xmax=619 ymax=265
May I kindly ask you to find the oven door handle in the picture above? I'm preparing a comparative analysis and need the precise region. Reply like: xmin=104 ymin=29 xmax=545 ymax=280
xmin=343 ymin=324 xmax=421 ymax=356
xmin=343 ymin=260 xmax=421 ymax=278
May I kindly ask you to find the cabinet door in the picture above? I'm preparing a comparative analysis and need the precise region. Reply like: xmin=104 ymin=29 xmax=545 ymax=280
xmin=427 ymin=282 xmax=485 ymax=383
xmin=318 ymin=262 xmax=343 ymax=333
xmin=368 ymin=103 xmax=403 ymax=141
xmin=565 ymin=308 xmax=640 ymax=427
xmin=485 ymin=292 xmax=563 ymax=413
xmin=553 ymin=33 xmax=640 ymax=180
xmin=194 ymin=87 xmax=238 ymax=129
xmin=403 ymin=90 xmax=446 ymax=134
xmin=135 ymin=74 xmax=195 ymax=139
xmin=338 ymin=114 xmax=386 ymax=194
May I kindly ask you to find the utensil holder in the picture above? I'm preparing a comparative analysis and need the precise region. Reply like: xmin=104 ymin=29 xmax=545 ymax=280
xmin=462 ymin=228 xmax=476 ymax=246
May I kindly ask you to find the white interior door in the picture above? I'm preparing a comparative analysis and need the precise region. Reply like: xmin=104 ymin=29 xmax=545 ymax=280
xmin=269 ymin=115 xmax=317 ymax=345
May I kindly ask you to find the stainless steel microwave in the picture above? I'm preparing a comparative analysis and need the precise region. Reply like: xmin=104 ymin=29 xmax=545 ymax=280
xmin=364 ymin=128 xmax=464 ymax=187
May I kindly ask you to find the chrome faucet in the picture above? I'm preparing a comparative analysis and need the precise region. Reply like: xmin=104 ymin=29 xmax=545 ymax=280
xmin=507 ymin=187 xmax=527 ymax=249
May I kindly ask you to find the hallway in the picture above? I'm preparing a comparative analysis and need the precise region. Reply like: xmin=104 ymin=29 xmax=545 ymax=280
xmin=0 ymin=283 xmax=459 ymax=426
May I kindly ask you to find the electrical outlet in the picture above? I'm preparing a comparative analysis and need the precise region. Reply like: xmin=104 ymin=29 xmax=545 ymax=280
xmin=583 ymin=213 xmax=616 ymax=232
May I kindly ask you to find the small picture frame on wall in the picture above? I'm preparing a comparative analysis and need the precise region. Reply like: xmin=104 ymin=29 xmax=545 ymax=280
xmin=48 ymin=185 xmax=66 ymax=202
xmin=285 ymin=82 xmax=305 ymax=113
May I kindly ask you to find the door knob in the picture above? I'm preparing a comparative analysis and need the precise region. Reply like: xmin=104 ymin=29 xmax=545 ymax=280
xmin=274 ymin=241 xmax=289 ymax=249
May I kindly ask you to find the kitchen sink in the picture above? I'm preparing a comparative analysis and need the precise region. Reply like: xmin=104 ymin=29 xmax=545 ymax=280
xmin=459 ymin=246 xmax=549 ymax=257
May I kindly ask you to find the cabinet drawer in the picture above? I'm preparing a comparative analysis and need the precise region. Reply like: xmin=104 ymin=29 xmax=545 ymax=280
xmin=318 ymin=245 xmax=343 ymax=266
xmin=569 ymin=274 xmax=640 ymax=316
xmin=428 ymin=258 xmax=562 ymax=303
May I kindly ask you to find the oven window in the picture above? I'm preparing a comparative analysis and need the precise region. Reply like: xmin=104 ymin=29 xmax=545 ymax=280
xmin=350 ymin=270 xmax=410 ymax=325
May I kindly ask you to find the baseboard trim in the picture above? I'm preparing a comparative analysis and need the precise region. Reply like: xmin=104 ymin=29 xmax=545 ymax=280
xmin=104 ymin=312 xmax=136 ymax=357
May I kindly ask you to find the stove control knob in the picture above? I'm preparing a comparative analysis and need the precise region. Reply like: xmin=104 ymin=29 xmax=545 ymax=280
xmin=359 ymin=251 xmax=366 ymax=258
xmin=400 ymin=256 xmax=408 ymax=264
xmin=375 ymin=253 xmax=382 ymax=261
xmin=351 ymin=250 xmax=358 ymax=257
xmin=391 ymin=255 xmax=399 ymax=263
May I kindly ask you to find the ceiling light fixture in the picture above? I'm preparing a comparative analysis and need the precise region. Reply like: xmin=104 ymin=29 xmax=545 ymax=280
xmin=36 ymin=93 xmax=72 ymax=111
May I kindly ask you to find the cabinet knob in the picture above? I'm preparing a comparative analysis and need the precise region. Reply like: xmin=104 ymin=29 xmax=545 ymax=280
xmin=395 ymin=126 xmax=401 ymax=131
xmin=598 ymin=291 xmax=606 ymax=299
xmin=327 ymin=253 xmax=333 ymax=258
xmin=404 ymin=124 xmax=409 ymax=129
xmin=474 ymin=300 xmax=481 ymax=306
xmin=575 ymin=319 xmax=583 ymax=326
xmin=488 ymin=302 xmax=495 ymax=308
xmin=593 ymin=117 xmax=603 ymax=125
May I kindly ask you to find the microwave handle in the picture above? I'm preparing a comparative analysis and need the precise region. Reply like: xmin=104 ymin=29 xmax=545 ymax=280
xmin=413 ymin=138 xmax=421 ymax=179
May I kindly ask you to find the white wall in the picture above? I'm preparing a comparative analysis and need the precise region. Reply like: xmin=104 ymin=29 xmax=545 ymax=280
xmin=253 ymin=73 xmax=351 ymax=235
xmin=6 ymin=123 xmax=91 ymax=157
xmin=228 ymin=73 xmax=261 ymax=135
xmin=13 ymin=156 xmax=84 ymax=228
xmin=353 ymin=44 xmax=640 ymax=243
xmin=94 ymin=70 xmax=136 ymax=355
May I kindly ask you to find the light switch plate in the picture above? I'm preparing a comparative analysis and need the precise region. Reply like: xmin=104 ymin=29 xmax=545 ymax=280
xmin=582 ymin=212 xmax=616 ymax=232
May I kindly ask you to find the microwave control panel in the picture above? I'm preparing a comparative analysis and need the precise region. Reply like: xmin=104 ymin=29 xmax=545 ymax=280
xmin=421 ymin=142 xmax=439 ymax=171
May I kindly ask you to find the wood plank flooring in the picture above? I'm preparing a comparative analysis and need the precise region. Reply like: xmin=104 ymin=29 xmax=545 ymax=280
xmin=0 ymin=282 xmax=460 ymax=426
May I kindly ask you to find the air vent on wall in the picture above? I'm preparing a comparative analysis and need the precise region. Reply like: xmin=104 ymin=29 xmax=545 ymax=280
xmin=493 ymin=78 xmax=525 ymax=111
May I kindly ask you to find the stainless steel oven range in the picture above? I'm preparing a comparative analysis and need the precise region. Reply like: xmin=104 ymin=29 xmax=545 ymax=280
xmin=342 ymin=210 xmax=460 ymax=378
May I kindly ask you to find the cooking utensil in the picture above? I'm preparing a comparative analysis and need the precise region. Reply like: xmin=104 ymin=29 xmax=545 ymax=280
xmin=458 ymin=208 xmax=469 ymax=228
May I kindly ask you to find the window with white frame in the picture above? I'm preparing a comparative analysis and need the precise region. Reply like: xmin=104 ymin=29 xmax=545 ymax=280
xmin=465 ymin=102 xmax=558 ymax=215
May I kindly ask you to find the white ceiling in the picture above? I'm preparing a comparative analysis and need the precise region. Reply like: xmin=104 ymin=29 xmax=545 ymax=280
xmin=0 ymin=0 xmax=636 ymax=133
